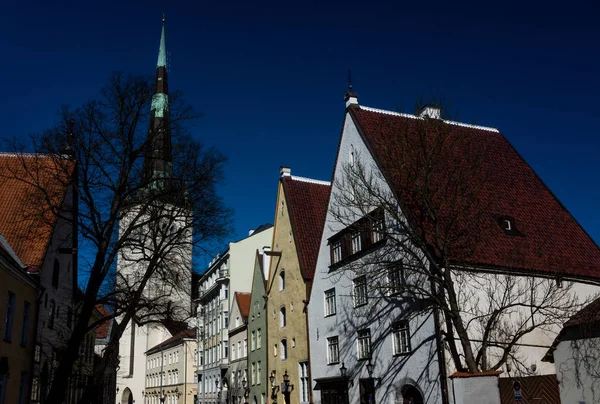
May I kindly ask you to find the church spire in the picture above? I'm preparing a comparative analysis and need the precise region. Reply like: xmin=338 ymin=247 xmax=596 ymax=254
xmin=142 ymin=15 xmax=173 ymax=193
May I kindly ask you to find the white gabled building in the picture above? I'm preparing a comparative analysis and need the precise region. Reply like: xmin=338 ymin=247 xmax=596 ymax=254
xmin=308 ymin=91 xmax=600 ymax=404
xmin=308 ymin=92 xmax=444 ymax=404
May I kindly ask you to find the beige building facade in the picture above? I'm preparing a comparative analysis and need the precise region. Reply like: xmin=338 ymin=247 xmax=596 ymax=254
xmin=144 ymin=329 xmax=197 ymax=404
xmin=266 ymin=168 xmax=330 ymax=404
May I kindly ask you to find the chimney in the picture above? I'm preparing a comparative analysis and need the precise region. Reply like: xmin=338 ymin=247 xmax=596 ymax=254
xmin=417 ymin=105 xmax=441 ymax=119
xmin=344 ymin=91 xmax=358 ymax=108
xmin=280 ymin=166 xmax=291 ymax=178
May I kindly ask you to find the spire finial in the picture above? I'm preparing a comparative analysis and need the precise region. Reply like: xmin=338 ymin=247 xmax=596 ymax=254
xmin=157 ymin=15 xmax=167 ymax=68
xmin=162 ymin=13 xmax=166 ymax=24
xmin=348 ymin=69 xmax=353 ymax=91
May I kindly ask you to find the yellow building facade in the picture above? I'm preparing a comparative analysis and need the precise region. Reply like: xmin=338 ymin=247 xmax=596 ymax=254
xmin=266 ymin=168 xmax=330 ymax=404
xmin=0 ymin=240 xmax=39 ymax=404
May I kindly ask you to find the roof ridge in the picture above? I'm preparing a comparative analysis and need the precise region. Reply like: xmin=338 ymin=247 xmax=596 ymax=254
xmin=358 ymin=105 xmax=499 ymax=133
xmin=290 ymin=175 xmax=331 ymax=186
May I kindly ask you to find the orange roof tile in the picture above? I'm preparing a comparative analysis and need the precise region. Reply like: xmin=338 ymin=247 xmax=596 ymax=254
xmin=0 ymin=153 xmax=72 ymax=268
xmin=235 ymin=292 xmax=251 ymax=318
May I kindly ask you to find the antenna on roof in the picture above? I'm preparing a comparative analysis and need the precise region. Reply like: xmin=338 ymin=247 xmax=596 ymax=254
xmin=348 ymin=69 xmax=353 ymax=91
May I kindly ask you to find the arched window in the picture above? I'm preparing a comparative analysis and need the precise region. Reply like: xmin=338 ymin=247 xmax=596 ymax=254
xmin=52 ymin=259 xmax=60 ymax=288
xmin=280 ymin=339 xmax=287 ymax=360
xmin=279 ymin=307 xmax=286 ymax=328
xmin=278 ymin=270 xmax=285 ymax=292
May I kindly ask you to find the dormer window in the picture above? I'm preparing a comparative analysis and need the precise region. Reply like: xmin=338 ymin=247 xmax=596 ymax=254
xmin=496 ymin=215 xmax=523 ymax=236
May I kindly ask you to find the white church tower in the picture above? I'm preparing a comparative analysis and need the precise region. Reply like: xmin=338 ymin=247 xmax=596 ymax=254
xmin=116 ymin=16 xmax=193 ymax=404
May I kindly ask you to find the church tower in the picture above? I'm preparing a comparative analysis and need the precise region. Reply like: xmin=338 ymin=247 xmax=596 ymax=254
xmin=116 ymin=17 xmax=193 ymax=404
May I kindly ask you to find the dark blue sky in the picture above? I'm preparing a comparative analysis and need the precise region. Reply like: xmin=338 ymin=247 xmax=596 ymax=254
xmin=2 ymin=1 xmax=599 ymax=267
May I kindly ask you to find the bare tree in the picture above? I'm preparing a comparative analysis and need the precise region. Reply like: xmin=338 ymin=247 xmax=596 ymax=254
xmin=3 ymin=71 xmax=231 ymax=404
xmin=329 ymin=100 xmax=588 ymax=374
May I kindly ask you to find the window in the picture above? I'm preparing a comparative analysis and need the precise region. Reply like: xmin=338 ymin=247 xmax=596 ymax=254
xmin=224 ymin=341 xmax=228 ymax=358
xmin=251 ymin=331 xmax=256 ymax=351
xmin=324 ymin=288 xmax=336 ymax=316
xmin=387 ymin=263 xmax=403 ymax=295
xmin=273 ymin=343 xmax=278 ymax=357
xmin=236 ymin=316 xmax=240 ymax=327
xmin=279 ymin=270 xmax=285 ymax=292
xmin=280 ymin=339 xmax=287 ymax=360
xmin=20 ymin=301 xmax=30 ymax=346
xmin=299 ymin=362 xmax=309 ymax=403
xmin=331 ymin=239 xmax=342 ymax=264
xmin=251 ymin=362 xmax=256 ymax=385
xmin=52 ymin=259 xmax=60 ymax=288
xmin=3 ymin=291 xmax=15 ymax=342
xmin=349 ymin=145 xmax=356 ymax=167
xmin=353 ymin=276 xmax=368 ymax=307
xmin=237 ymin=341 xmax=242 ymax=359
xmin=31 ymin=377 xmax=39 ymax=401
xmin=372 ymin=214 xmax=384 ymax=243
xmin=351 ymin=231 xmax=361 ymax=254
xmin=280 ymin=307 xmax=286 ymax=328
xmin=244 ymin=338 xmax=248 ymax=357
xmin=392 ymin=321 xmax=411 ymax=355
xmin=357 ymin=329 xmax=371 ymax=360
xmin=18 ymin=371 xmax=27 ymax=404
xmin=48 ymin=300 xmax=56 ymax=330
xmin=327 ymin=336 xmax=339 ymax=364
xmin=329 ymin=209 xmax=385 ymax=267
xmin=224 ymin=312 xmax=229 ymax=328
xmin=257 ymin=361 xmax=261 ymax=384
xmin=231 ymin=342 xmax=236 ymax=360
xmin=257 ymin=329 xmax=262 ymax=349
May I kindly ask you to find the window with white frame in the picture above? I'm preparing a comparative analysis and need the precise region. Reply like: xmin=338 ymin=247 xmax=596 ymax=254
xmin=331 ymin=239 xmax=342 ymax=264
xmin=299 ymin=361 xmax=309 ymax=403
xmin=257 ymin=328 xmax=262 ymax=348
xmin=353 ymin=276 xmax=368 ymax=307
xmin=244 ymin=338 xmax=248 ymax=357
xmin=357 ymin=329 xmax=371 ymax=360
xmin=351 ymin=230 xmax=361 ymax=254
xmin=387 ymin=263 xmax=403 ymax=295
xmin=237 ymin=341 xmax=242 ymax=359
xmin=327 ymin=336 xmax=339 ymax=364
xmin=251 ymin=362 xmax=256 ymax=385
xmin=280 ymin=339 xmax=288 ymax=360
xmin=324 ymin=288 xmax=336 ymax=316
xmin=251 ymin=330 xmax=256 ymax=351
xmin=257 ymin=361 xmax=261 ymax=384
xmin=392 ymin=320 xmax=411 ymax=354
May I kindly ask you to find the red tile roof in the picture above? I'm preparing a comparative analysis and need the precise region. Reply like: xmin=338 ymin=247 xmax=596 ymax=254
xmin=450 ymin=370 xmax=503 ymax=378
xmin=0 ymin=153 xmax=73 ymax=268
xmin=282 ymin=176 xmax=331 ymax=281
xmin=235 ymin=292 xmax=251 ymax=318
xmin=94 ymin=304 xmax=112 ymax=340
xmin=146 ymin=328 xmax=196 ymax=354
xmin=563 ymin=296 xmax=600 ymax=328
xmin=349 ymin=105 xmax=600 ymax=279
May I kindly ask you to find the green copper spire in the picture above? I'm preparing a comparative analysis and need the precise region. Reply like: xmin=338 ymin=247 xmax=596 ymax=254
xmin=142 ymin=15 xmax=173 ymax=194
xmin=157 ymin=14 xmax=167 ymax=68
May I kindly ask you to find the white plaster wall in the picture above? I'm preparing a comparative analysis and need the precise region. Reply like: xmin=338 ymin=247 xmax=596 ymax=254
xmin=229 ymin=228 xmax=273 ymax=309
xmin=308 ymin=111 xmax=442 ymax=404
xmin=451 ymin=376 xmax=500 ymax=404
xmin=554 ymin=337 xmax=600 ymax=404
xmin=446 ymin=272 xmax=600 ymax=377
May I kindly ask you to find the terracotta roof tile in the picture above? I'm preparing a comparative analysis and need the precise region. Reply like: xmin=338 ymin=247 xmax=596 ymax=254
xmin=282 ymin=176 xmax=331 ymax=281
xmin=146 ymin=328 xmax=196 ymax=354
xmin=94 ymin=304 xmax=112 ymax=340
xmin=235 ymin=292 xmax=251 ymax=318
xmin=0 ymin=153 xmax=73 ymax=268
xmin=563 ymin=296 xmax=600 ymax=328
xmin=450 ymin=370 xmax=503 ymax=378
xmin=350 ymin=106 xmax=600 ymax=278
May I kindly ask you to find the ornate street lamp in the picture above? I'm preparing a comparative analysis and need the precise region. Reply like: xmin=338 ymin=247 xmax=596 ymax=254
xmin=339 ymin=362 xmax=353 ymax=387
